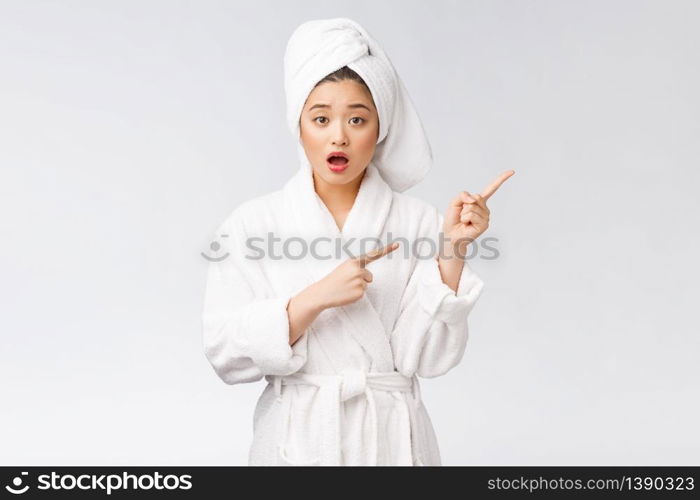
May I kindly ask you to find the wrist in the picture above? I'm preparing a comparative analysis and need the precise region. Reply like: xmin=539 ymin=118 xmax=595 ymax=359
xmin=441 ymin=235 xmax=470 ymax=261
xmin=301 ymin=281 xmax=329 ymax=313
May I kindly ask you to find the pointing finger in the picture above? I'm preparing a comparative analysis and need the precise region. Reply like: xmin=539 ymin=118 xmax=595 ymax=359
xmin=480 ymin=170 xmax=515 ymax=201
xmin=358 ymin=241 xmax=400 ymax=267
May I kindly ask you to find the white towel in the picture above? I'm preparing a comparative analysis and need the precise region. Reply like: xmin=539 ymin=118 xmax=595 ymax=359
xmin=283 ymin=17 xmax=433 ymax=193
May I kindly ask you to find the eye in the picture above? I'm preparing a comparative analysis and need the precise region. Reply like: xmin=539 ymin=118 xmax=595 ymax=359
xmin=313 ymin=116 xmax=328 ymax=124
xmin=350 ymin=117 xmax=365 ymax=125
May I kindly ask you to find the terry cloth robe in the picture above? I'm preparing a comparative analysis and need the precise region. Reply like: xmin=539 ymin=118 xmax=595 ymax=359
xmin=202 ymin=161 xmax=485 ymax=466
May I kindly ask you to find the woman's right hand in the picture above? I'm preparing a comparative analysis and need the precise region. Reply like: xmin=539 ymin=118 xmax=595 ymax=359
xmin=287 ymin=242 xmax=400 ymax=345
xmin=312 ymin=242 xmax=400 ymax=309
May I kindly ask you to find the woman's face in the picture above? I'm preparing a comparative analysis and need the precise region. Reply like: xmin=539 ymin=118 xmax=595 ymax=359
xmin=299 ymin=79 xmax=379 ymax=188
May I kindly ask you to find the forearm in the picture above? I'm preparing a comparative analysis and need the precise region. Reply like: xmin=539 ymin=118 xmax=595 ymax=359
xmin=437 ymin=239 xmax=469 ymax=293
xmin=286 ymin=283 xmax=326 ymax=345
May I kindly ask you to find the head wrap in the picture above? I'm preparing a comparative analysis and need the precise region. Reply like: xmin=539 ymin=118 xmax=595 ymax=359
xmin=283 ymin=17 xmax=433 ymax=192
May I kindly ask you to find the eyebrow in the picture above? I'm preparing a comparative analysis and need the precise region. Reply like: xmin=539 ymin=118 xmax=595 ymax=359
xmin=308 ymin=103 xmax=372 ymax=112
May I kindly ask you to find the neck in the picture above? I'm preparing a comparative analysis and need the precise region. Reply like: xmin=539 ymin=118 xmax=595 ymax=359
xmin=313 ymin=168 xmax=366 ymax=213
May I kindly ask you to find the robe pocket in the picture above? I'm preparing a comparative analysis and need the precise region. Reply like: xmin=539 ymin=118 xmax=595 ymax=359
xmin=275 ymin=394 xmax=322 ymax=466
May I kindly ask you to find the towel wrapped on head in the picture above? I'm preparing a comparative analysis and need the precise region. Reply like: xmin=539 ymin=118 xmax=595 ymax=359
xmin=283 ymin=17 xmax=433 ymax=193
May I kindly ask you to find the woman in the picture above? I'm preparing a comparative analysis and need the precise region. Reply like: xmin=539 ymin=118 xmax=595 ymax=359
xmin=202 ymin=17 xmax=513 ymax=466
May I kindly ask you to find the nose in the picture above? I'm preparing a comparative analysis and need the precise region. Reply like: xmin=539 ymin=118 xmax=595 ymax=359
xmin=331 ymin=121 xmax=348 ymax=146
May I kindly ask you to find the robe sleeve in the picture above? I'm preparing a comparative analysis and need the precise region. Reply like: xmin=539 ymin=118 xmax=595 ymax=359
xmin=201 ymin=211 xmax=308 ymax=385
xmin=390 ymin=208 xmax=485 ymax=379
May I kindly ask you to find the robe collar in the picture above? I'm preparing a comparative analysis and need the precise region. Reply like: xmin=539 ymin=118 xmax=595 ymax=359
xmin=281 ymin=145 xmax=396 ymax=371
xmin=285 ymin=145 xmax=393 ymax=245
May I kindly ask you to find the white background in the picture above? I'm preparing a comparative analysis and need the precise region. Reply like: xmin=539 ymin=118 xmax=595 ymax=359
xmin=1 ymin=0 xmax=698 ymax=465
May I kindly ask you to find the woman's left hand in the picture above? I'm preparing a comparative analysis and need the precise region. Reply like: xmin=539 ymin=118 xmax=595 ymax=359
xmin=442 ymin=170 xmax=515 ymax=253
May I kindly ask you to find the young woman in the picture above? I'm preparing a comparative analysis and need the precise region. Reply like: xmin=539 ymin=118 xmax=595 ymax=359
xmin=202 ymin=17 xmax=513 ymax=466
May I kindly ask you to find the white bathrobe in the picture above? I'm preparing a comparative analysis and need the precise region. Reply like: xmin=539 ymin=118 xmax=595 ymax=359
xmin=202 ymin=160 xmax=485 ymax=466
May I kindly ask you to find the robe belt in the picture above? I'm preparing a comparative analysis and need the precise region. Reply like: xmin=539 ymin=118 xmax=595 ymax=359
xmin=266 ymin=370 xmax=423 ymax=465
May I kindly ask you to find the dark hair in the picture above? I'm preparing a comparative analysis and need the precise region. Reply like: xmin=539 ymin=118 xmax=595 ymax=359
xmin=314 ymin=66 xmax=371 ymax=93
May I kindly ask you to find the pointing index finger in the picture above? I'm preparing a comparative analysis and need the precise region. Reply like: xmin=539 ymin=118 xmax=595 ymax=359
xmin=358 ymin=242 xmax=399 ymax=267
xmin=480 ymin=170 xmax=515 ymax=201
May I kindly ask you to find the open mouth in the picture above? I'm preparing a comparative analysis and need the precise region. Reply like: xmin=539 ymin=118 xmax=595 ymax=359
xmin=327 ymin=152 xmax=349 ymax=172
xmin=328 ymin=156 xmax=348 ymax=166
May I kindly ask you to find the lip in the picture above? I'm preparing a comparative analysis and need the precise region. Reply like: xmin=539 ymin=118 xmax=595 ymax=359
xmin=326 ymin=151 xmax=349 ymax=161
xmin=326 ymin=151 xmax=350 ymax=173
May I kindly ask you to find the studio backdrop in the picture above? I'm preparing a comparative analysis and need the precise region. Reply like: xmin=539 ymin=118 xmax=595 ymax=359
xmin=1 ymin=0 xmax=698 ymax=465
